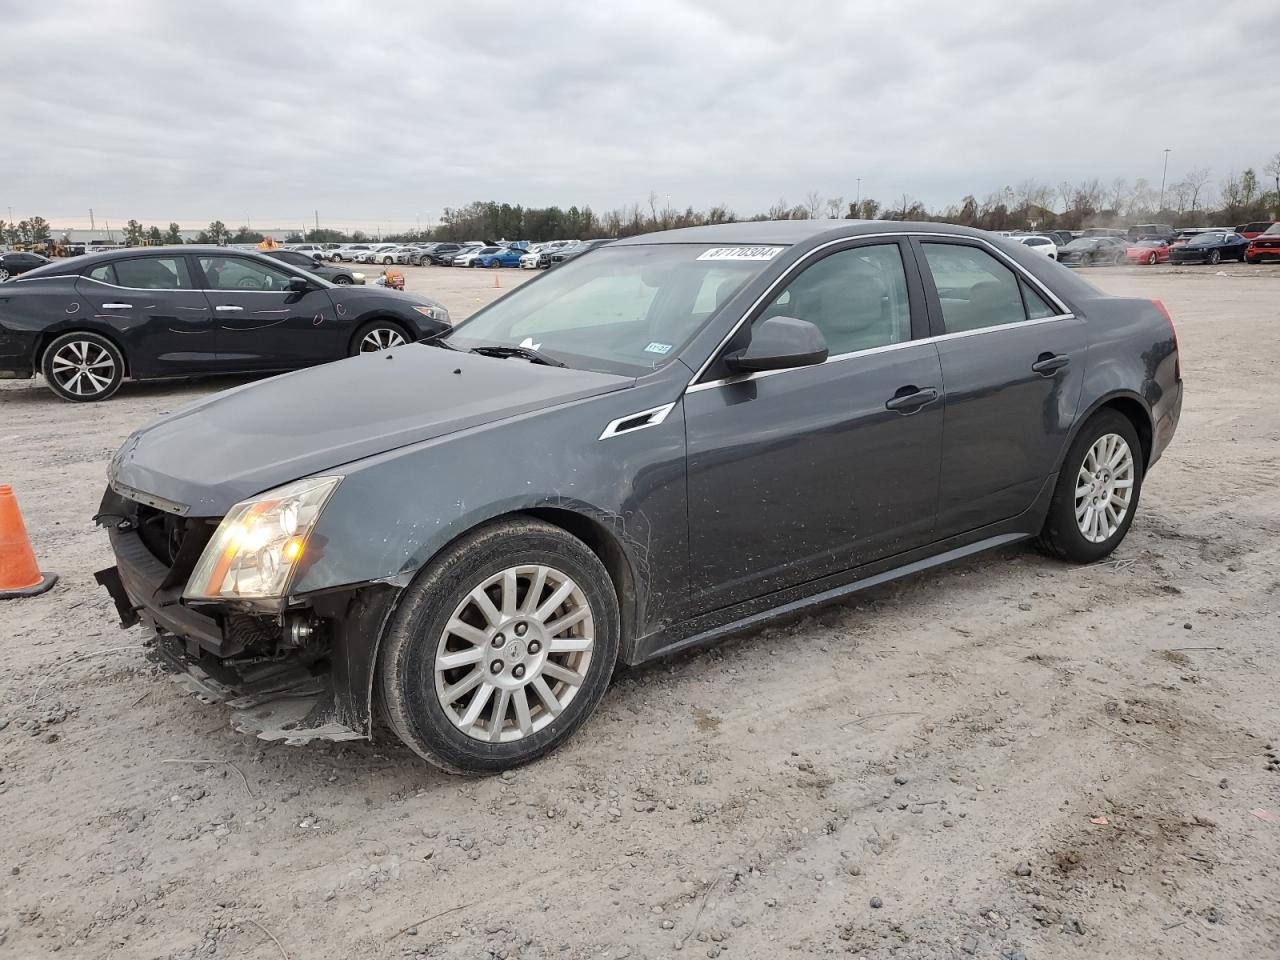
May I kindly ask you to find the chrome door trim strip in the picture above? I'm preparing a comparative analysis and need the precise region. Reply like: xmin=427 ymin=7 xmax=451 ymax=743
xmin=686 ymin=313 xmax=1075 ymax=394
xmin=684 ymin=231 xmax=1073 ymax=390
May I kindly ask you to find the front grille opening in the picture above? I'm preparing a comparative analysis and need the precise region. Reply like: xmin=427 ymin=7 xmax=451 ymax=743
xmin=135 ymin=504 xmax=215 ymax=584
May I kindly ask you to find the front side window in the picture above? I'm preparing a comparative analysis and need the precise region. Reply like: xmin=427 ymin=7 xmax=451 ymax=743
xmin=199 ymin=256 xmax=294 ymax=291
xmin=756 ymin=244 xmax=911 ymax=356
xmin=921 ymin=243 xmax=1046 ymax=333
xmin=447 ymin=244 xmax=777 ymax=375
xmin=112 ymin=257 xmax=192 ymax=289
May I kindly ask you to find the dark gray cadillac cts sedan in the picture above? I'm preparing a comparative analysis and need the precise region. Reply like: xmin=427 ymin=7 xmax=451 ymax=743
xmin=95 ymin=220 xmax=1182 ymax=773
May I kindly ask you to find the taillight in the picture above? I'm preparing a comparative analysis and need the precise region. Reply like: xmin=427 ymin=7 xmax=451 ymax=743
xmin=1152 ymin=298 xmax=1180 ymax=378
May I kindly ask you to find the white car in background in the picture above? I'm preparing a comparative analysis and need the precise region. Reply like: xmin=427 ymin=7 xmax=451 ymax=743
xmin=356 ymin=244 xmax=399 ymax=264
xmin=1012 ymin=235 xmax=1058 ymax=260
xmin=454 ymin=245 xmax=502 ymax=267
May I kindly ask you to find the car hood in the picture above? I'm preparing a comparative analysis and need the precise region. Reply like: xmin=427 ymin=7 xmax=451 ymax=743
xmin=109 ymin=344 xmax=633 ymax=515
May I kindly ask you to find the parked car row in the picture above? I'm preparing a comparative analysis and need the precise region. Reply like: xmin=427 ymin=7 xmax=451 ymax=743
xmin=282 ymin=237 xmax=619 ymax=270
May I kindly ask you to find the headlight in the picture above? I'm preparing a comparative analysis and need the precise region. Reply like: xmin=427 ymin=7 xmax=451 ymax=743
xmin=413 ymin=305 xmax=450 ymax=323
xmin=184 ymin=476 xmax=342 ymax=601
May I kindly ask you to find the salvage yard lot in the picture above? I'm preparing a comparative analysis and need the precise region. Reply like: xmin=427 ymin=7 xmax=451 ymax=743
xmin=1 ymin=264 xmax=1278 ymax=958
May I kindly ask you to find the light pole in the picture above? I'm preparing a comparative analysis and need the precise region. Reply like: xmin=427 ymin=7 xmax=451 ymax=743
xmin=855 ymin=178 xmax=862 ymax=216
xmin=1158 ymin=148 xmax=1171 ymax=212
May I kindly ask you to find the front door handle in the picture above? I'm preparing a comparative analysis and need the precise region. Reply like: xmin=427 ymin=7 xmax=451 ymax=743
xmin=885 ymin=386 xmax=939 ymax=413
xmin=101 ymin=303 xmax=132 ymax=309
xmin=1032 ymin=352 xmax=1070 ymax=375
xmin=214 ymin=305 xmax=244 ymax=312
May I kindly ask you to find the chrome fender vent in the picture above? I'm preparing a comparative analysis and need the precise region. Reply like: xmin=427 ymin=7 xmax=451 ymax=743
xmin=598 ymin=402 xmax=677 ymax=440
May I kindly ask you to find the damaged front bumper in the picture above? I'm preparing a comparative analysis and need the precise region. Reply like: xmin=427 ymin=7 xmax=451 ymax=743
xmin=95 ymin=487 xmax=400 ymax=745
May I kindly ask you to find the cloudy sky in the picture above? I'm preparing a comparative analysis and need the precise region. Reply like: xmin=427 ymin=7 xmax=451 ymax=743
xmin=4 ymin=1 xmax=1276 ymax=231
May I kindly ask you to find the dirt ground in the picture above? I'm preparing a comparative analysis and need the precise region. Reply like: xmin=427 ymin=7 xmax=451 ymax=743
xmin=2 ymin=262 xmax=1279 ymax=960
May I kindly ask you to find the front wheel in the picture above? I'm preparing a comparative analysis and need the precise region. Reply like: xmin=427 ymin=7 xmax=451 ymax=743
xmin=378 ymin=518 xmax=620 ymax=774
xmin=0 ymin=268 xmax=10 ymax=282
xmin=41 ymin=331 xmax=125 ymax=402
xmin=333 ymin=275 xmax=353 ymax=284
xmin=350 ymin=320 xmax=409 ymax=355
xmin=1037 ymin=409 xmax=1144 ymax=563
xmin=1147 ymin=252 xmax=1158 ymax=265
xmin=1208 ymin=250 xmax=1221 ymax=265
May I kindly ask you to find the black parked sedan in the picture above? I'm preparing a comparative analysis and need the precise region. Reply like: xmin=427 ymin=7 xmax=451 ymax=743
xmin=0 ymin=251 xmax=52 ymax=282
xmin=1056 ymin=237 xmax=1126 ymax=266
xmin=95 ymin=221 xmax=1181 ymax=773
xmin=264 ymin=248 xmax=365 ymax=285
xmin=0 ymin=246 xmax=449 ymax=401
xmin=1167 ymin=230 xmax=1250 ymax=265
xmin=548 ymin=237 xmax=613 ymax=267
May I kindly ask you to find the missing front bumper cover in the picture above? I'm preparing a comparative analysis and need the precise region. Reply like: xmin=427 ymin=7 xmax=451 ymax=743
xmin=146 ymin=632 xmax=363 ymax=745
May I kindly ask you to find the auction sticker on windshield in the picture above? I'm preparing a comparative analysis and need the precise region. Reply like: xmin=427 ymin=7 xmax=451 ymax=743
xmin=696 ymin=246 xmax=784 ymax=261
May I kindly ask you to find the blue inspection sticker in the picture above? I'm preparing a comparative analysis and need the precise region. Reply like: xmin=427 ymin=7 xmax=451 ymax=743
xmin=644 ymin=342 xmax=673 ymax=355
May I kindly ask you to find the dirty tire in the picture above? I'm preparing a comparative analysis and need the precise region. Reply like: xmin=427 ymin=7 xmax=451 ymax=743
xmin=1037 ymin=409 xmax=1145 ymax=564
xmin=377 ymin=517 xmax=620 ymax=775
xmin=41 ymin=331 xmax=125 ymax=402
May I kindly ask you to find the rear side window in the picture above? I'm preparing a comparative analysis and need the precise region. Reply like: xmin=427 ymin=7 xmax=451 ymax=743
xmin=87 ymin=263 xmax=117 ymax=284
xmin=758 ymin=243 xmax=911 ymax=356
xmin=112 ymin=257 xmax=192 ymax=289
xmin=921 ymin=243 xmax=1046 ymax=333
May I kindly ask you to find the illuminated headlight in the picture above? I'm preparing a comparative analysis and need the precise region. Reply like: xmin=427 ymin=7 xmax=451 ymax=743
xmin=414 ymin=305 xmax=450 ymax=323
xmin=184 ymin=476 xmax=342 ymax=601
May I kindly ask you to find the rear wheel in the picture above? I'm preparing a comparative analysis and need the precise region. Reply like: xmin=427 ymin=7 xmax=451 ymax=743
xmin=41 ymin=332 xmax=124 ymax=402
xmin=350 ymin=320 xmax=410 ymax=355
xmin=1209 ymin=250 xmax=1221 ymax=265
xmin=378 ymin=518 xmax=620 ymax=774
xmin=1038 ymin=409 xmax=1143 ymax=563
xmin=0 ymin=268 xmax=10 ymax=282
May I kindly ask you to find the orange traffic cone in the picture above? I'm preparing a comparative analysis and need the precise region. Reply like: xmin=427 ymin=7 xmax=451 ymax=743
xmin=494 ymin=273 xmax=500 ymax=289
xmin=0 ymin=485 xmax=57 ymax=598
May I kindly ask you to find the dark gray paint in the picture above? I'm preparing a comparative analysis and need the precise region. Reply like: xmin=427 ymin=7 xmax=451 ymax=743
xmin=99 ymin=220 xmax=1183 ymax=739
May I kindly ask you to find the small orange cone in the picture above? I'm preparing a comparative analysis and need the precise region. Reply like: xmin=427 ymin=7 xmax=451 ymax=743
xmin=0 ymin=485 xmax=57 ymax=598
xmin=494 ymin=273 xmax=500 ymax=288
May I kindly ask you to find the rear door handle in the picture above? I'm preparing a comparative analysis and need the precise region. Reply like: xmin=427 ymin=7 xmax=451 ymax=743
xmin=1032 ymin=353 xmax=1070 ymax=375
xmin=885 ymin=386 xmax=939 ymax=413
xmin=214 ymin=305 xmax=244 ymax=312
xmin=101 ymin=303 xmax=132 ymax=309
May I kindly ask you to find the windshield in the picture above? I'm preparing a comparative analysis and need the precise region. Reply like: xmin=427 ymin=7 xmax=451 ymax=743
xmin=1134 ymin=239 xmax=1163 ymax=248
xmin=1062 ymin=239 xmax=1095 ymax=250
xmin=1189 ymin=233 xmax=1224 ymax=245
xmin=445 ymin=243 xmax=780 ymax=376
xmin=1264 ymin=224 xmax=1280 ymax=235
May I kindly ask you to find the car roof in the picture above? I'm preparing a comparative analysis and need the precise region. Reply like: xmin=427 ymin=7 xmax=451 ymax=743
xmin=16 ymin=245 xmax=305 ymax=280
xmin=612 ymin=219 xmax=1005 ymax=247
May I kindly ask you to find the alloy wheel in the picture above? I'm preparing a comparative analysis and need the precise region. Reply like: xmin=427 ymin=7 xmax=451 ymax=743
xmin=433 ymin=564 xmax=594 ymax=743
xmin=1074 ymin=433 xmax=1135 ymax=543
xmin=50 ymin=339 xmax=116 ymax=398
xmin=0 ymin=268 xmax=9 ymax=282
xmin=359 ymin=327 xmax=406 ymax=352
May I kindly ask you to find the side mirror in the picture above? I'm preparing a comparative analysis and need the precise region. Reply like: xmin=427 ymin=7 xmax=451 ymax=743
xmin=286 ymin=276 xmax=310 ymax=293
xmin=725 ymin=315 xmax=828 ymax=374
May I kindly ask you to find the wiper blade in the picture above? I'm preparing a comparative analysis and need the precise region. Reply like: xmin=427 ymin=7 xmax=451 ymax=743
xmin=468 ymin=344 xmax=566 ymax=367
xmin=424 ymin=333 xmax=463 ymax=351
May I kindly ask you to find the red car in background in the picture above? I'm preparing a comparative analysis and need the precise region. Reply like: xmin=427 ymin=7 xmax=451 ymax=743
xmin=1237 ymin=220 xmax=1279 ymax=239
xmin=1125 ymin=238 xmax=1171 ymax=264
xmin=1245 ymin=223 xmax=1280 ymax=263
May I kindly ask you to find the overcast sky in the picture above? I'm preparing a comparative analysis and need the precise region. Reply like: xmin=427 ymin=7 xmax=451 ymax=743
xmin=4 ymin=1 xmax=1276 ymax=231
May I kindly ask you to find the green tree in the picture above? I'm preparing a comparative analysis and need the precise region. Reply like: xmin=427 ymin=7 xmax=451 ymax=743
xmin=147 ymin=225 xmax=164 ymax=244
xmin=197 ymin=220 xmax=230 ymax=244
xmin=27 ymin=216 xmax=51 ymax=242
xmin=123 ymin=219 xmax=146 ymax=246
xmin=164 ymin=222 xmax=184 ymax=243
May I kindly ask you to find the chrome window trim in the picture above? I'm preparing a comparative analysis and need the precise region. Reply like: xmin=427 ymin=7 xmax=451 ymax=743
xmin=687 ymin=313 xmax=1074 ymax=394
xmin=598 ymin=402 xmax=677 ymax=441
xmin=684 ymin=231 xmax=1073 ymax=391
